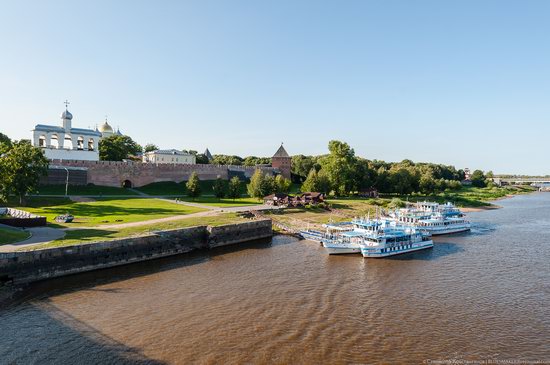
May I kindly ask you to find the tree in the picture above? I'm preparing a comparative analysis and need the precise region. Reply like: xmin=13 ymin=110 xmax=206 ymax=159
xmin=419 ymin=173 xmax=436 ymax=195
xmin=243 ymin=156 xmax=271 ymax=166
xmin=195 ymin=154 xmax=209 ymax=164
xmin=99 ymin=135 xmax=142 ymax=161
xmin=274 ymin=175 xmax=291 ymax=193
xmin=291 ymin=155 xmax=317 ymax=180
xmin=227 ymin=176 xmax=242 ymax=200
xmin=0 ymin=140 xmax=48 ymax=205
xmin=211 ymin=154 xmax=243 ymax=166
xmin=389 ymin=168 xmax=415 ymax=195
xmin=302 ymin=169 xmax=320 ymax=192
xmin=247 ymin=170 xmax=275 ymax=200
xmin=0 ymin=133 xmax=12 ymax=154
xmin=144 ymin=143 xmax=158 ymax=153
xmin=0 ymin=132 xmax=11 ymax=154
xmin=262 ymin=174 xmax=276 ymax=196
xmin=471 ymin=170 xmax=486 ymax=187
xmin=247 ymin=169 xmax=265 ymax=200
xmin=374 ymin=167 xmax=392 ymax=193
xmin=186 ymin=172 xmax=201 ymax=200
xmin=317 ymin=169 xmax=331 ymax=194
xmin=212 ymin=177 xmax=227 ymax=199
xmin=319 ymin=140 xmax=357 ymax=196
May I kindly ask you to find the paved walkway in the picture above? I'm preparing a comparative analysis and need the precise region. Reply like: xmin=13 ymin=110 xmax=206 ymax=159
xmin=0 ymin=226 xmax=66 ymax=252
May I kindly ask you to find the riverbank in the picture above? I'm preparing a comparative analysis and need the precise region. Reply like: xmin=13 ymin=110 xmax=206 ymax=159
xmin=264 ymin=186 xmax=537 ymax=231
xmin=0 ymin=219 xmax=273 ymax=284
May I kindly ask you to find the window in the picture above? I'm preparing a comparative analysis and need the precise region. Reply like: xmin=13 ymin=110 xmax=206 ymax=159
xmin=77 ymin=136 xmax=84 ymax=150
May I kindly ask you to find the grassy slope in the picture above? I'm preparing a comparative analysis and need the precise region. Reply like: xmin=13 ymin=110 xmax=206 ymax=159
xmin=29 ymin=213 xmax=246 ymax=249
xmin=15 ymin=198 xmax=207 ymax=228
xmin=37 ymin=185 xmax=138 ymax=196
xmin=135 ymin=180 xmax=247 ymax=196
xmin=0 ymin=227 xmax=31 ymax=245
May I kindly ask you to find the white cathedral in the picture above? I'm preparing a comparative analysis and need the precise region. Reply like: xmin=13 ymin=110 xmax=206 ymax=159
xmin=32 ymin=102 xmax=123 ymax=161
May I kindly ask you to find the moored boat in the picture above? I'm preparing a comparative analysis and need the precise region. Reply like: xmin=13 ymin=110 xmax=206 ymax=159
xmin=359 ymin=228 xmax=434 ymax=258
xmin=385 ymin=201 xmax=471 ymax=235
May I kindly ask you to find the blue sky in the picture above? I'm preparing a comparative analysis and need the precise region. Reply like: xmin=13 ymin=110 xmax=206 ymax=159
xmin=1 ymin=0 xmax=549 ymax=175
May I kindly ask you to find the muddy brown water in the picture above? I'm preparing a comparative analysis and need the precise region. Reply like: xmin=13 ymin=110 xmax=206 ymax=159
xmin=1 ymin=193 xmax=549 ymax=364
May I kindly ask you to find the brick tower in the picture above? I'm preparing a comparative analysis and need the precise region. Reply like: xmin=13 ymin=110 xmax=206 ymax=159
xmin=271 ymin=143 xmax=291 ymax=179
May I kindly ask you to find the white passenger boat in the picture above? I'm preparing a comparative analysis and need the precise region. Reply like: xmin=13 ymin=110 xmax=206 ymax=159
xmin=358 ymin=228 xmax=434 ymax=258
xmin=299 ymin=222 xmax=353 ymax=243
xmin=322 ymin=230 xmax=363 ymax=254
xmin=385 ymin=201 xmax=471 ymax=235
xmin=320 ymin=218 xmax=433 ymax=257
xmin=414 ymin=213 xmax=471 ymax=235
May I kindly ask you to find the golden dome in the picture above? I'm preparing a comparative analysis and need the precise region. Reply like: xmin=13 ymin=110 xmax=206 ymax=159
xmin=98 ymin=121 xmax=114 ymax=133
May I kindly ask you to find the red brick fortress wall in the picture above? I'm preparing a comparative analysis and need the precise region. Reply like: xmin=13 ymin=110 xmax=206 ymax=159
xmin=48 ymin=160 xmax=276 ymax=188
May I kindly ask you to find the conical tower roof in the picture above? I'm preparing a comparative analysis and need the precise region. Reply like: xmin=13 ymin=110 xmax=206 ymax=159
xmin=204 ymin=148 xmax=213 ymax=160
xmin=273 ymin=144 xmax=289 ymax=158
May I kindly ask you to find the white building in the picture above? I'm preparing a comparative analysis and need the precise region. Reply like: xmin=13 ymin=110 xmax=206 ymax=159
xmin=142 ymin=149 xmax=196 ymax=164
xmin=33 ymin=105 xmax=102 ymax=161
xmin=32 ymin=103 xmax=125 ymax=161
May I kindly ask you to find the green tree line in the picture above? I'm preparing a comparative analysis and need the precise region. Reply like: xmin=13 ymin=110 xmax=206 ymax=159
xmin=293 ymin=140 xmax=490 ymax=196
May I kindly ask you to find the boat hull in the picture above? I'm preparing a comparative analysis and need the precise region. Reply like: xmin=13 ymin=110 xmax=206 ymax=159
xmin=361 ymin=241 xmax=434 ymax=258
xmin=322 ymin=242 xmax=361 ymax=255
xmin=423 ymin=226 xmax=471 ymax=236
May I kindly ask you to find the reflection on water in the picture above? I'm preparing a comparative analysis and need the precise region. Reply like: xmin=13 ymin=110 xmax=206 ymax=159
xmin=1 ymin=193 xmax=549 ymax=364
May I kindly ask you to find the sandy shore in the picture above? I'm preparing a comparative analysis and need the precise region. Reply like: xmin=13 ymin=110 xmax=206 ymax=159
xmin=461 ymin=205 xmax=503 ymax=212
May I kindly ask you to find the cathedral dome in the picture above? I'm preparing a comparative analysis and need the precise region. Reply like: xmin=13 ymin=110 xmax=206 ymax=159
xmin=61 ymin=110 xmax=73 ymax=120
xmin=98 ymin=121 xmax=114 ymax=133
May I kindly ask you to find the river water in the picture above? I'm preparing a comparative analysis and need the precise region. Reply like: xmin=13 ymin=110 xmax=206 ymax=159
xmin=1 ymin=193 xmax=549 ymax=364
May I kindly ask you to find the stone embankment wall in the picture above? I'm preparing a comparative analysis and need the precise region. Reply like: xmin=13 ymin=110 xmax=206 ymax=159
xmin=208 ymin=220 xmax=274 ymax=248
xmin=44 ymin=160 xmax=277 ymax=188
xmin=0 ymin=219 xmax=272 ymax=284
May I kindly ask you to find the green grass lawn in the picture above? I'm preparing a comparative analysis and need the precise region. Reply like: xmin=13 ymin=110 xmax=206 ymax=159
xmin=0 ymin=227 xmax=31 ymax=245
xmin=28 ymin=213 xmax=247 ymax=249
xmin=15 ymin=197 xmax=207 ymax=228
xmin=37 ymin=184 xmax=138 ymax=196
xmin=135 ymin=180 xmax=248 ymax=196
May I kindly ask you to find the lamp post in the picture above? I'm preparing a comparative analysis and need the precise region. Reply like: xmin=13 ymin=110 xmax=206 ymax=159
xmin=63 ymin=167 xmax=69 ymax=197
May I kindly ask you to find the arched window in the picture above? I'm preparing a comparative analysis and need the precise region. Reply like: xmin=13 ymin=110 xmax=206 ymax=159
xmin=88 ymin=138 xmax=95 ymax=151
xmin=64 ymin=135 xmax=73 ymax=150
xmin=38 ymin=135 xmax=46 ymax=148
xmin=50 ymin=134 xmax=59 ymax=148
xmin=77 ymin=136 xmax=84 ymax=150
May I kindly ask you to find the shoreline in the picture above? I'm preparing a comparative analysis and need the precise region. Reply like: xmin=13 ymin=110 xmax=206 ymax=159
xmin=461 ymin=204 xmax=502 ymax=212
xmin=461 ymin=191 xmax=537 ymax=212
